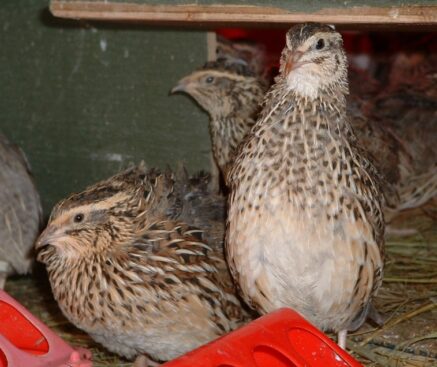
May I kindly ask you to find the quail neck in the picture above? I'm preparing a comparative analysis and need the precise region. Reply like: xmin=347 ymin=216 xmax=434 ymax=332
xmin=227 ymin=23 xmax=384 ymax=348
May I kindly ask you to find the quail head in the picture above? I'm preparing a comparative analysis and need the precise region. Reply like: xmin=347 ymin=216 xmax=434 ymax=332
xmin=385 ymin=52 xmax=437 ymax=100
xmin=0 ymin=133 xmax=42 ymax=288
xmin=35 ymin=166 xmax=250 ymax=364
xmin=226 ymin=23 xmax=385 ymax=349
xmin=215 ymin=35 xmax=272 ymax=83
xmin=171 ymin=59 xmax=267 ymax=180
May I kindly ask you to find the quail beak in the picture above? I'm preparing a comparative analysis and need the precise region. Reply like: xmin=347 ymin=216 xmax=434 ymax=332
xmin=35 ymin=226 xmax=62 ymax=259
xmin=284 ymin=50 xmax=304 ymax=74
xmin=170 ymin=76 xmax=192 ymax=95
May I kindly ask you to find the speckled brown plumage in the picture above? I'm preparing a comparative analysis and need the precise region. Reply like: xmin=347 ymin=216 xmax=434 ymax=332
xmin=172 ymin=51 xmax=430 ymax=224
xmin=361 ymin=52 xmax=437 ymax=215
xmin=226 ymin=23 xmax=385 ymax=349
xmin=216 ymin=35 xmax=271 ymax=83
xmin=147 ymin=166 xmax=226 ymax=250
xmin=35 ymin=165 xmax=249 ymax=363
xmin=0 ymin=133 xmax=42 ymax=287
xmin=172 ymin=59 xmax=267 ymax=180
xmin=347 ymin=107 xmax=409 ymax=214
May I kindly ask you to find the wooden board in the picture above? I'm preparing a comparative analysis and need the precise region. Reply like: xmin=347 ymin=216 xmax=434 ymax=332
xmin=50 ymin=1 xmax=437 ymax=28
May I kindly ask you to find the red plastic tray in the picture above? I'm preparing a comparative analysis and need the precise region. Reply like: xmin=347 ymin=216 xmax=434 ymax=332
xmin=0 ymin=290 xmax=92 ymax=367
xmin=162 ymin=308 xmax=363 ymax=367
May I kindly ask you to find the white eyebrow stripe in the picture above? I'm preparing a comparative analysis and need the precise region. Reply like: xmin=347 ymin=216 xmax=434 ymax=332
xmin=52 ymin=192 xmax=129 ymax=222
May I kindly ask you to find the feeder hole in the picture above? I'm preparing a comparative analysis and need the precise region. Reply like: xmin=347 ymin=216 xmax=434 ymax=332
xmin=0 ymin=301 xmax=49 ymax=356
xmin=253 ymin=345 xmax=297 ymax=367
xmin=0 ymin=348 xmax=7 ymax=367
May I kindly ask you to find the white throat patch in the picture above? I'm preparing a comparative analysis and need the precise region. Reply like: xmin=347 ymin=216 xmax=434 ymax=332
xmin=286 ymin=67 xmax=321 ymax=99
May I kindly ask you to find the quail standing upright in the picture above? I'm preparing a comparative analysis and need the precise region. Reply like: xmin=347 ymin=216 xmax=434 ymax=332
xmin=226 ymin=23 xmax=385 ymax=349
xmin=172 ymin=60 xmax=267 ymax=180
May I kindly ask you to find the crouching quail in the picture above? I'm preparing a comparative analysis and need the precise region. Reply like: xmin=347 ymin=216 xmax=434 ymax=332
xmin=226 ymin=23 xmax=385 ymax=349
xmin=0 ymin=133 xmax=42 ymax=288
xmin=36 ymin=165 xmax=250 ymax=365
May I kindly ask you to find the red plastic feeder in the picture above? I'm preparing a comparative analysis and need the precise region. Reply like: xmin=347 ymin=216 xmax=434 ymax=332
xmin=0 ymin=290 xmax=92 ymax=367
xmin=162 ymin=308 xmax=363 ymax=367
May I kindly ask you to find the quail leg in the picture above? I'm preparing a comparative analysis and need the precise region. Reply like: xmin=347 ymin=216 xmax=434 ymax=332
xmin=133 ymin=355 xmax=160 ymax=367
xmin=367 ymin=303 xmax=385 ymax=327
xmin=338 ymin=330 xmax=347 ymax=350
xmin=0 ymin=260 xmax=10 ymax=289
xmin=0 ymin=273 xmax=6 ymax=289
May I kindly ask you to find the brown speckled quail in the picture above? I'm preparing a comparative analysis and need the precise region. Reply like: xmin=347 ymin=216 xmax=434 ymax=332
xmin=148 ymin=165 xmax=226 ymax=250
xmin=35 ymin=165 xmax=250 ymax=365
xmin=0 ymin=133 xmax=42 ymax=288
xmin=226 ymin=23 xmax=385 ymax=349
xmin=362 ymin=53 xmax=437 ymax=217
xmin=171 ymin=54 xmax=426 ymax=226
xmin=171 ymin=59 xmax=267 ymax=180
xmin=216 ymin=35 xmax=270 ymax=83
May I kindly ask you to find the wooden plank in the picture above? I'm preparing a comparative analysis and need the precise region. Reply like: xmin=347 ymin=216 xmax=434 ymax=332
xmin=50 ymin=1 xmax=437 ymax=28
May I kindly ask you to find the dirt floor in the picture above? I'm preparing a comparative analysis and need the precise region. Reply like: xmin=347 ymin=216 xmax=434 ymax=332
xmin=4 ymin=202 xmax=437 ymax=367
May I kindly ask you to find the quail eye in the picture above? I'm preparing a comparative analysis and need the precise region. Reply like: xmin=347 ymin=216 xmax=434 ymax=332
xmin=205 ymin=76 xmax=214 ymax=83
xmin=315 ymin=39 xmax=325 ymax=50
xmin=74 ymin=213 xmax=84 ymax=223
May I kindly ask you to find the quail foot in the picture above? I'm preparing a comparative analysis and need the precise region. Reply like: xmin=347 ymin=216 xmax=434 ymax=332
xmin=226 ymin=23 xmax=385 ymax=349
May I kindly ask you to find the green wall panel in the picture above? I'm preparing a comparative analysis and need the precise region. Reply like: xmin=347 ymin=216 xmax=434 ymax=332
xmin=0 ymin=1 xmax=210 ymax=215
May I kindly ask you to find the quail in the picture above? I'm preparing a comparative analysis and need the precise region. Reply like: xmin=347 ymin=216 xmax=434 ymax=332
xmin=172 ymin=59 xmax=267 ymax=180
xmin=384 ymin=52 xmax=437 ymax=100
xmin=364 ymin=53 xmax=437 ymax=216
xmin=216 ymin=35 xmax=271 ymax=83
xmin=367 ymin=101 xmax=436 ymax=219
xmin=226 ymin=23 xmax=385 ymax=349
xmin=35 ymin=165 xmax=250 ymax=365
xmin=0 ymin=133 xmax=42 ymax=288
xmin=148 ymin=165 xmax=226 ymax=249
